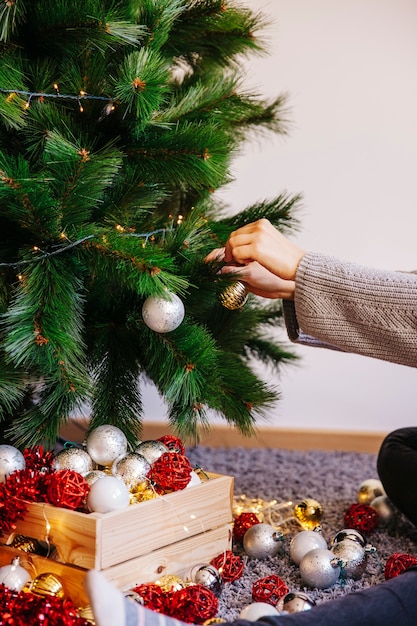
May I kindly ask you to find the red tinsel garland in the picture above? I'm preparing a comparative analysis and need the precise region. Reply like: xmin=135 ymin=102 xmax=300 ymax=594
xmin=147 ymin=452 xmax=192 ymax=494
xmin=132 ymin=583 xmax=168 ymax=612
xmin=0 ymin=484 xmax=28 ymax=537
xmin=5 ymin=468 xmax=48 ymax=502
xmin=23 ymin=445 xmax=55 ymax=473
xmin=157 ymin=435 xmax=186 ymax=456
xmin=45 ymin=469 xmax=90 ymax=510
xmin=170 ymin=585 xmax=218 ymax=624
xmin=210 ymin=550 xmax=244 ymax=582
xmin=233 ymin=512 xmax=261 ymax=542
xmin=0 ymin=585 xmax=90 ymax=625
xmin=252 ymin=574 xmax=289 ymax=605
xmin=384 ymin=552 xmax=417 ymax=579
xmin=343 ymin=503 xmax=379 ymax=534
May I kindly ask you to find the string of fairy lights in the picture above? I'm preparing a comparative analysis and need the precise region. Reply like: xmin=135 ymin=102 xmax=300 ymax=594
xmin=0 ymin=85 xmax=117 ymax=113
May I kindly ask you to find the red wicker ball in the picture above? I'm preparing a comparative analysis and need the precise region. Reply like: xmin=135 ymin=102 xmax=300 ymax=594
xmin=233 ymin=512 xmax=261 ymax=542
xmin=384 ymin=552 xmax=417 ymax=580
xmin=158 ymin=435 xmax=186 ymax=455
xmin=343 ymin=502 xmax=379 ymax=534
xmin=46 ymin=469 xmax=90 ymax=510
xmin=252 ymin=574 xmax=289 ymax=605
xmin=132 ymin=583 xmax=168 ymax=613
xmin=210 ymin=550 xmax=245 ymax=582
xmin=170 ymin=584 xmax=218 ymax=624
xmin=147 ymin=452 xmax=192 ymax=493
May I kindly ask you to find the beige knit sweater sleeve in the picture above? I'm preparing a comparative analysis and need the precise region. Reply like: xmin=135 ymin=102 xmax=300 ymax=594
xmin=282 ymin=252 xmax=417 ymax=368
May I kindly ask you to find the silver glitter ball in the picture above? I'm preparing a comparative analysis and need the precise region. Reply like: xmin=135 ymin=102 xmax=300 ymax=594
xmin=86 ymin=425 xmax=128 ymax=467
xmin=52 ymin=447 xmax=94 ymax=476
xmin=0 ymin=445 xmax=25 ymax=483
xmin=289 ymin=529 xmax=328 ymax=565
xmin=278 ymin=591 xmax=316 ymax=613
xmin=186 ymin=563 xmax=223 ymax=597
xmin=142 ymin=292 xmax=185 ymax=333
xmin=112 ymin=453 xmax=151 ymax=490
xmin=243 ymin=523 xmax=284 ymax=559
xmin=299 ymin=548 xmax=341 ymax=589
xmin=331 ymin=540 xmax=367 ymax=580
xmin=135 ymin=440 xmax=169 ymax=465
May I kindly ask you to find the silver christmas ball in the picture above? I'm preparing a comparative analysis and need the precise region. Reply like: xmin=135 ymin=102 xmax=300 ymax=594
xmin=186 ymin=563 xmax=223 ymax=597
xmin=278 ymin=591 xmax=316 ymax=613
xmin=331 ymin=540 xmax=367 ymax=580
xmin=135 ymin=440 xmax=169 ymax=465
xmin=0 ymin=444 xmax=25 ymax=483
xmin=52 ymin=447 xmax=93 ymax=476
xmin=112 ymin=452 xmax=151 ymax=490
xmin=86 ymin=425 xmax=128 ymax=467
xmin=142 ymin=292 xmax=185 ymax=333
xmin=357 ymin=478 xmax=385 ymax=505
xmin=239 ymin=602 xmax=280 ymax=621
xmin=299 ymin=548 xmax=341 ymax=589
xmin=331 ymin=528 xmax=366 ymax=547
xmin=290 ymin=529 xmax=328 ymax=565
xmin=370 ymin=495 xmax=397 ymax=524
xmin=243 ymin=523 xmax=284 ymax=559
xmin=84 ymin=470 xmax=107 ymax=486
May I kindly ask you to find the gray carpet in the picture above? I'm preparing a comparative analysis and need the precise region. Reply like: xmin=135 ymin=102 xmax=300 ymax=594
xmin=186 ymin=445 xmax=417 ymax=621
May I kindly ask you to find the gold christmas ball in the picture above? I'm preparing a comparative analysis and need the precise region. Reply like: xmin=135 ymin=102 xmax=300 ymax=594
xmin=77 ymin=605 xmax=95 ymax=623
xmin=203 ymin=619 xmax=227 ymax=625
xmin=357 ymin=479 xmax=385 ymax=505
xmin=29 ymin=572 xmax=65 ymax=598
xmin=218 ymin=281 xmax=248 ymax=310
xmin=155 ymin=574 xmax=185 ymax=592
xmin=294 ymin=499 xmax=323 ymax=530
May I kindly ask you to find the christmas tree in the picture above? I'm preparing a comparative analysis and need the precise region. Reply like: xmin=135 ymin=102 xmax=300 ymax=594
xmin=0 ymin=0 xmax=301 ymax=449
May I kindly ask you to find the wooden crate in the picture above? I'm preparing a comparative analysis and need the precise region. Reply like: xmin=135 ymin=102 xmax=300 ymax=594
xmin=1 ymin=472 xmax=233 ymax=605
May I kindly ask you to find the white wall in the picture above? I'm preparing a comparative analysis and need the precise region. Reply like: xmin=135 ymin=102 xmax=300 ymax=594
xmin=144 ymin=0 xmax=417 ymax=433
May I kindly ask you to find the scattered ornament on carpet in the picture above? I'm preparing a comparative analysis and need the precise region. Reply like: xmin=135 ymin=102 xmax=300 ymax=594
xmin=331 ymin=539 xmax=367 ymax=580
xmin=243 ymin=522 xmax=284 ymax=559
xmin=299 ymin=548 xmax=342 ymax=589
xmin=331 ymin=528 xmax=366 ymax=547
xmin=356 ymin=478 xmax=385 ymax=505
xmin=233 ymin=512 xmax=261 ymax=542
xmin=158 ymin=435 xmax=186 ymax=455
xmin=293 ymin=498 xmax=323 ymax=530
xmin=0 ymin=444 xmax=26 ymax=483
xmin=0 ymin=556 xmax=32 ymax=591
xmin=185 ymin=563 xmax=223 ymax=597
xmin=289 ymin=529 xmax=328 ymax=565
xmin=46 ymin=469 xmax=90 ymax=510
xmin=384 ymin=552 xmax=417 ymax=580
xmin=370 ymin=495 xmax=397 ymax=524
xmin=87 ymin=475 xmax=130 ymax=513
xmin=218 ymin=281 xmax=248 ymax=310
xmin=85 ymin=424 xmax=128 ymax=467
xmin=142 ymin=291 xmax=185 ymax=333
xmin=29 ymin=572 xmax=65 ymax=598
xmin=170 ymin=584 xmax=218 ymax=624
xmin=147 ymin=451 xmax=192 ymax=494
xmin=112 ymin=452 xmax=151 ymax=490
xmin=277 ymin=591 xmax=316 ymax=613
xmin=252 ymin=574 xmax=289 ymax=605
xmin=52 ymin=447 xmax=93 ymax=476
xmin=155 ymin=574 xmax=186 ymax=592
xmin=239 ymin=601 xmax=280 ymax=621
xmin=135 ymin=440 xmax=169 ymax=464
xmin=232 ymin=494 xmax=293 ymax=527
xmin=211 ymin=550 xmax=245 ymax=582
xmin=84 ymin=469 xmax=107 ymax=486
xmin=343 ymin=503 xmax=379 ymax=534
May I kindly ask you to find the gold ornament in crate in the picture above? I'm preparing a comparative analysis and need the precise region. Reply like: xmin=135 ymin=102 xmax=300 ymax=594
xmin=29 ymin=572 xmax=65 ymax=598
xmin=155 ymin=574 xmax=186 ymax=592
xmin=219 ymin=281 xmax=248 ymax=310
xmin=293 ymin=499 xmax=323 ymax=530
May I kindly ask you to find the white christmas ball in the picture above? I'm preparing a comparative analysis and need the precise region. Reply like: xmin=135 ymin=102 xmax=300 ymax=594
xmin=243 ymin=523 xmax=283 ymax=559
xmin=289 ymin=530 xmax=328 ymax=565
xmin=52 ymin=447 xmax=94 ymax=476
xmin=299 ymin=548 xmax=341 ymax=589
xmin=0 ymin=444 xmax=25 ymax=483
xmin=87 ymin=475 xmax=130 ymax=513
xmin=142 ymin=292 xmax=185 ymax=333
xmin=370 ymin=495 xmax=397 ymax=524
xmin=239 ymin=602 xmax=280 ymax=621
xmin=357 ymin=478 xmax=385 ymax=505
xmin=186 ymin=470 xmax=202 ymax=488
xmin=135 ymin=440 xmax=168 ymax=465
xmin=86 ymin=425 xmax=128 ymax=466
xmin=0 ymin=557 xmax=31 ymax=591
